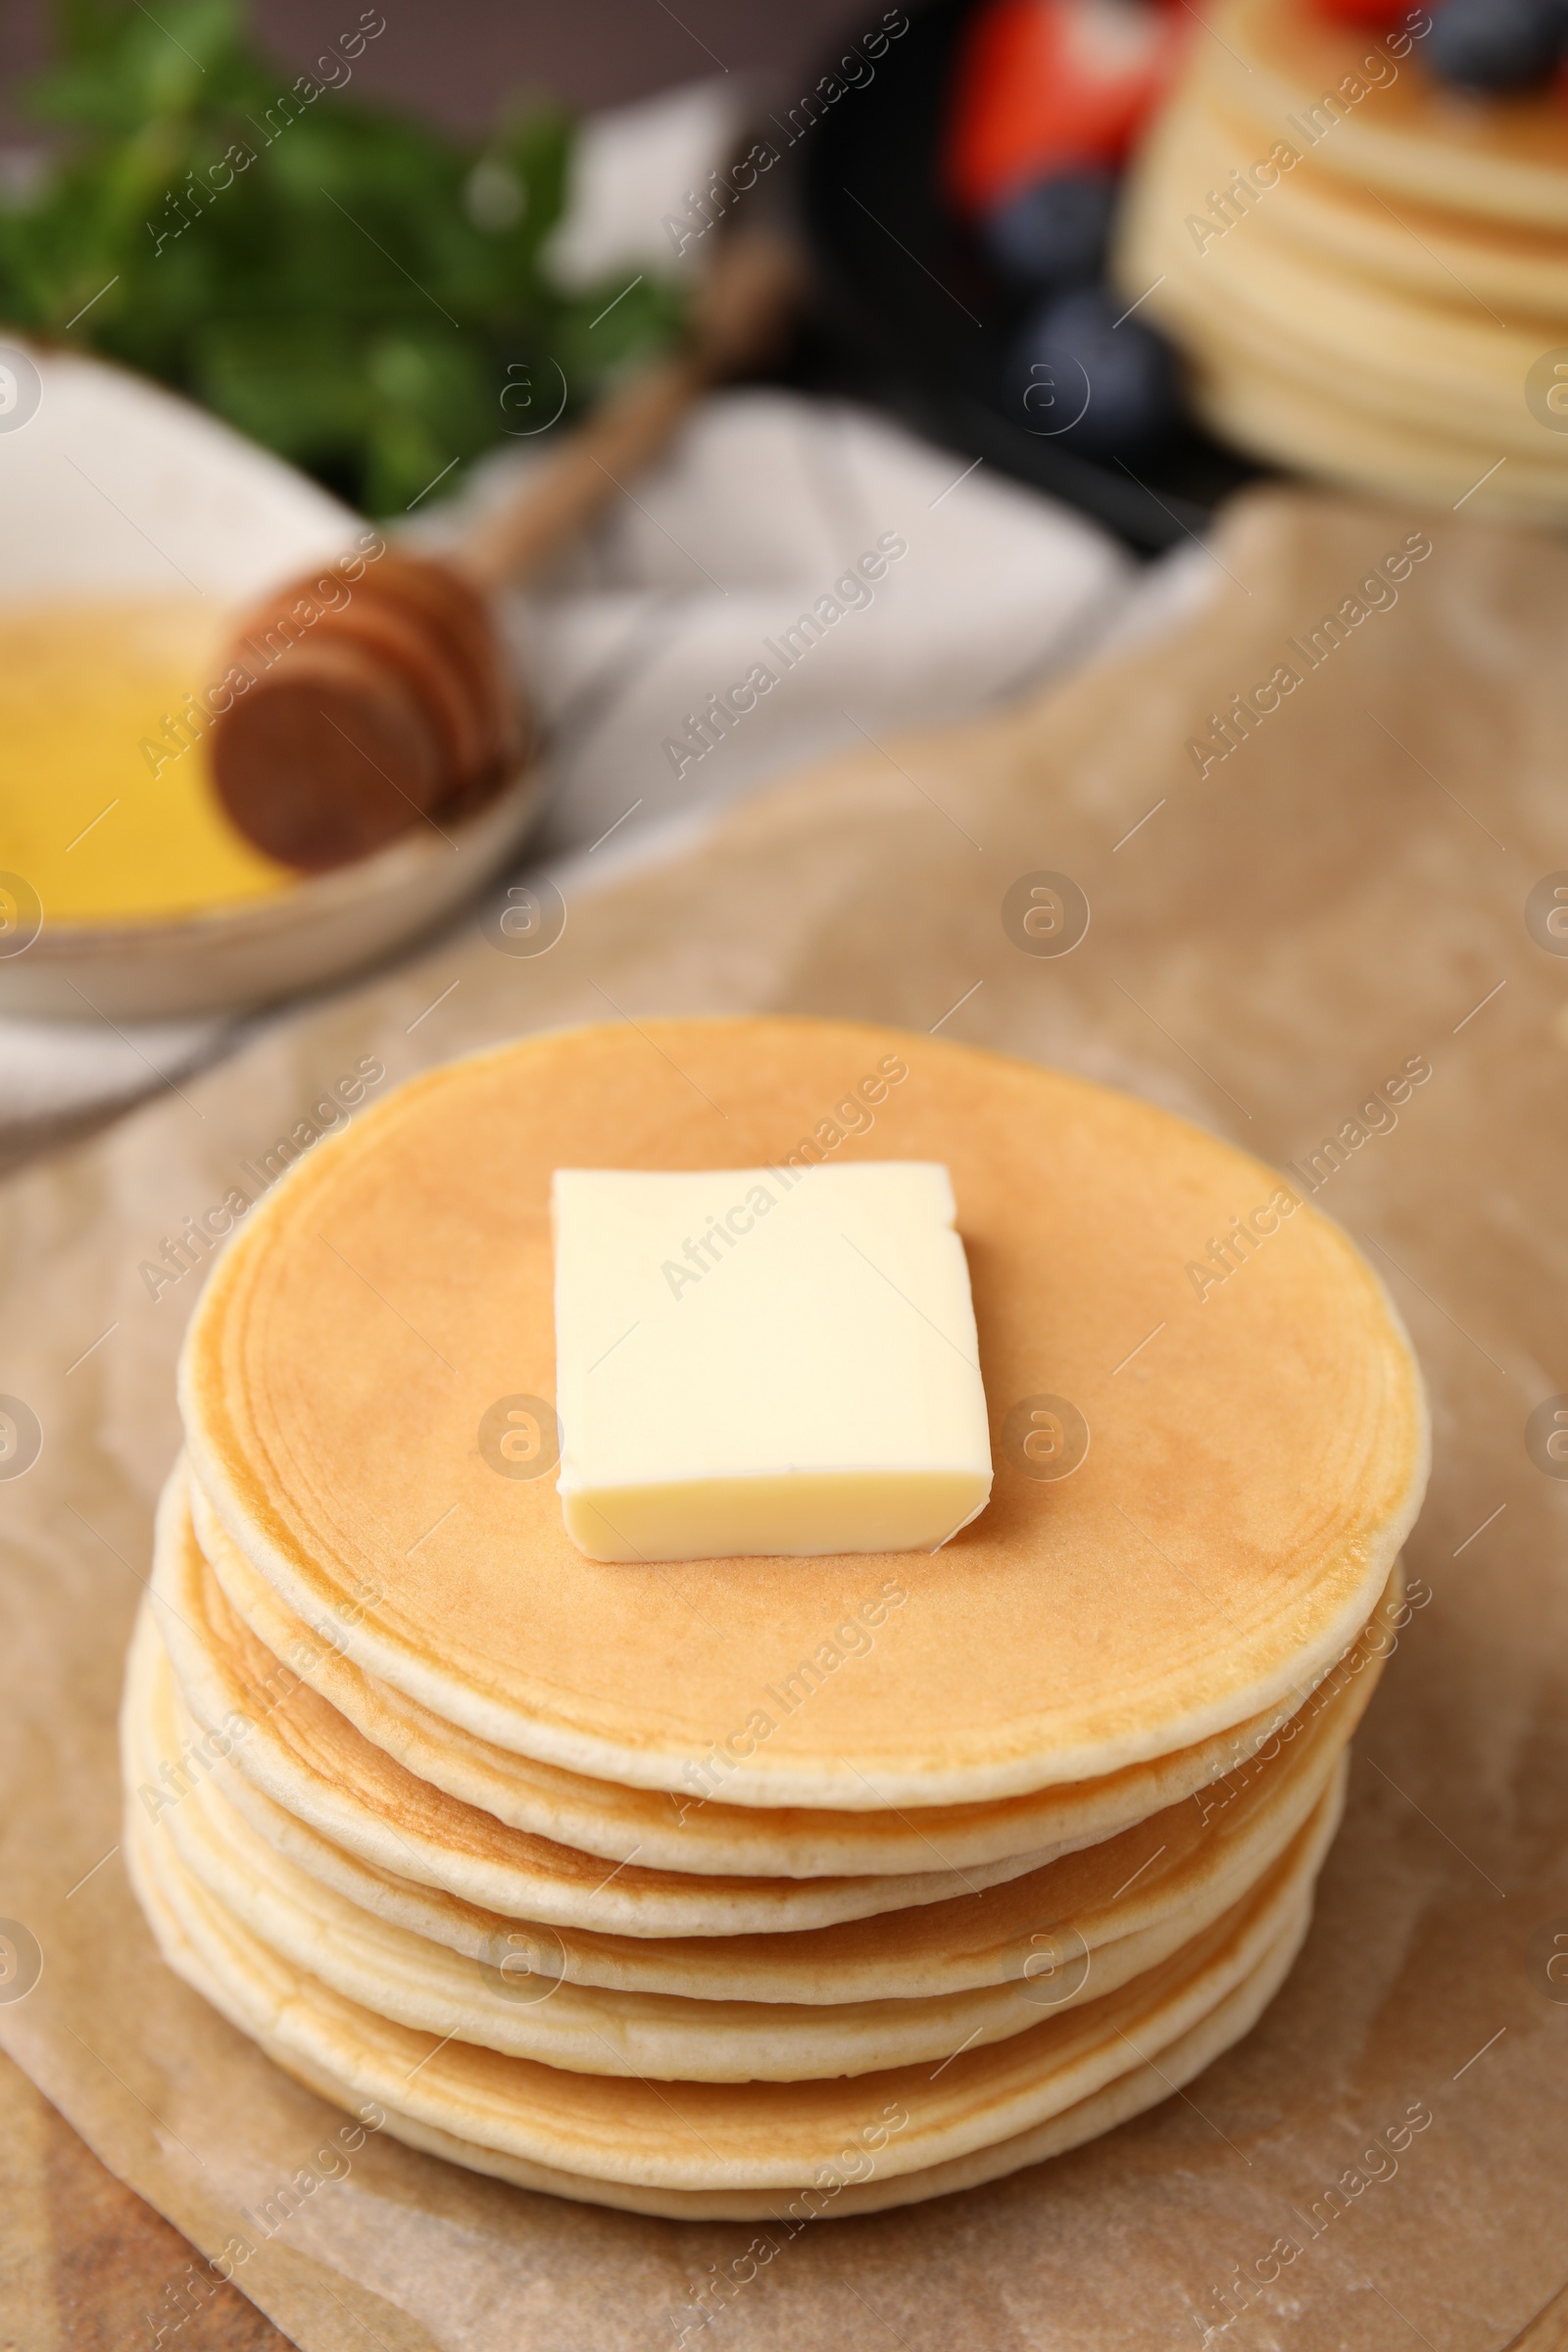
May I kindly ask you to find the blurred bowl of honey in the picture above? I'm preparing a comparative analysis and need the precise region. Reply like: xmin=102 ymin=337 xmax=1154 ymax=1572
xmin=0 ymin=339 xmax=542 ymax=1022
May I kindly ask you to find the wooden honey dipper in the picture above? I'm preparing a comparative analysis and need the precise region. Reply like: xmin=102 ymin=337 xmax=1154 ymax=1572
xmin=211 ymin=232 xmax=801 ymax=872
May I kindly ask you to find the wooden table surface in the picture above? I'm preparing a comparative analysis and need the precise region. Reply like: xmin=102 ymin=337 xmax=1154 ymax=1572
xmin=3 ymin=2026 xmax=1566 ymax=2352
xmin=0 ymin=2047 xmax=287 ymax=2352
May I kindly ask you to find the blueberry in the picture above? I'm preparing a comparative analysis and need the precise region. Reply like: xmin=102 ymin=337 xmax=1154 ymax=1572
xmin=1008 ymin=286 xmax=1179 ymax=458
xmin=1427 ymin=0 xmax=1565 ymax=93
xmin=980 ymin=170 xmax=1118 ymax=291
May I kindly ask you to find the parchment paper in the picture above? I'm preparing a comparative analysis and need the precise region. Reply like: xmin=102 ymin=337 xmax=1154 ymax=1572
xmin=2 ymin=485 xmax=1565 ymax=2352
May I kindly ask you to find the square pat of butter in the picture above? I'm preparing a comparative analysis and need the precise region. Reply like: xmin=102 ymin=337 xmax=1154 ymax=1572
xmin=552 ymin=1162 xmax=993 ymax=1562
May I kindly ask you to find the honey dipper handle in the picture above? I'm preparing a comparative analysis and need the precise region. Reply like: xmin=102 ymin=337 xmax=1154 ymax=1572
xmin=455 ymin=231 xmax=802 ymax=596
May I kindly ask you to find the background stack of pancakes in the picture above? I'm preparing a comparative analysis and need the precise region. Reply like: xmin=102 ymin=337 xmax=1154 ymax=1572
xmin=1116 ymin=0 xmax=1568 ymax=519
xmin=122 ymin=1019 xmax=1428 ymax=2218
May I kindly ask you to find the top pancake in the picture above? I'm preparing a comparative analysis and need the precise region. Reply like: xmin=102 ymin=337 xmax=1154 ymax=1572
xmin=180 ymin=1017 xmax=1427 ymax=1807
xmin=1202 ymin=0 xmax=1568 ymax=227
xmin=1115 ymin=6 xmax=1568 ymax=516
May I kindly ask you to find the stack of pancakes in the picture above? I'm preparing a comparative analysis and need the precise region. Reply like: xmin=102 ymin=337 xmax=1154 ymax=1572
xmin=122 ymin=1019 xmax=1428 ymax=2217
xmin=1115 ymin=0 xmax=1568 ymax=519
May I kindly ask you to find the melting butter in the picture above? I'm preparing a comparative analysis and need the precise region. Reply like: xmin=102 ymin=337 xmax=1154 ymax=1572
xmin=0 ymin=598 xmax=294 ymax=922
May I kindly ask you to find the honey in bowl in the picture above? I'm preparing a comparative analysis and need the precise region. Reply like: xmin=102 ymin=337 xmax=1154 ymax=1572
xmin=0 ymin=598 xmax=296 ymax=925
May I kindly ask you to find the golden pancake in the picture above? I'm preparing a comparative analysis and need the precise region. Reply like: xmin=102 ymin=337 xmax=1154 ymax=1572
xmin=188 ymin=1456 xmax=1384 ymax=1879
xmin=151 ymin=1486 xmax=1052 ymax=1936
xmin=1196 ymin=0 xmax=1568 ymax=228
xmin=133 ymin=1607 xmax=1348 ymax=2079
xmin=130 ymin=1782 xmax=1308 ymax=2221
xmin=1146 ymin=82 xmax=1568 ymax=321
xmin=1192 ymin=346 xmax=1568 ymax=519
xmin=128 ymin=1601 xmax=1359 ymax=2070
xmin=258 ymin=1916 xmax=1309 ymax=2220
xmin=151 ymin=1561 xmax=1394 ymax=2004
xmin=1153 ymin=266 xmax=1568 ymax=515
xmin=179 ymin=1018 xmax=1427 ymax=1808
xmin=1145 ymin=287 xmax=1566 ymax=519
xmin=1116 ymin=0 xmax=1568 ymax=518
xmin=124 ymin=1761 xmax=1332 ymax=2196
xmin=1127 ymin=185 xmax=1555 ymax=459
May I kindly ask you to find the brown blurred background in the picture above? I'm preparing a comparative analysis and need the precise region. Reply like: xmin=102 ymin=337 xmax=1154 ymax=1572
xmin=0 ymin=0 xmax=874 ymax=131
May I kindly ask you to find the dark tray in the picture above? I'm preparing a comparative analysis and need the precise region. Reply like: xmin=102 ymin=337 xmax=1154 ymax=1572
xmin=789 ymin=0 xmax=1262 ymax=553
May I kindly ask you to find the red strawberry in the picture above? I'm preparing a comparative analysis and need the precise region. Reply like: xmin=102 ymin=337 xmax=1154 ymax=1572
xmin=1310 ymin=0 xmax=1414 ymax=24
xmin=946 ymin=0 xmax=1193 ymax=215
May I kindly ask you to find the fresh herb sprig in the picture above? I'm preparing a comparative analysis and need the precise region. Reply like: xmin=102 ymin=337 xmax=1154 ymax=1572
xmin=0 ymin=0 xmax=684 ymax=513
